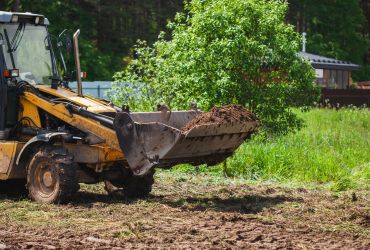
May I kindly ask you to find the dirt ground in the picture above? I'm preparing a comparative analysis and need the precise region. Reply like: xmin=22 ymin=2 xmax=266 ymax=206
xmin=0 ymin=170 xmax=369 ymax=249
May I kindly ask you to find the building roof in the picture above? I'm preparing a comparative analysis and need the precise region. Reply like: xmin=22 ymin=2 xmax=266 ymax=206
xmin=299 ymin=52 xmax=360 ymax=71
xmin=0 ymin=11 xmax=49 ymax=25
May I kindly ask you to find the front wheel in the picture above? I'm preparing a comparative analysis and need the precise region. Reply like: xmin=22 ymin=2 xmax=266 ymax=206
xmin=27 ymin=146 xmax=79 ymax=204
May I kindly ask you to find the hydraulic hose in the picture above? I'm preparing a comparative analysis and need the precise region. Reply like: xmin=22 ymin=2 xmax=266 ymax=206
xmin=65 ymin=103 xmax=114 ymax=129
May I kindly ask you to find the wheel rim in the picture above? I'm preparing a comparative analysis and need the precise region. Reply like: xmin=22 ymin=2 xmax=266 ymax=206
xmin=32 ymin=160 xmax=58 ymax=198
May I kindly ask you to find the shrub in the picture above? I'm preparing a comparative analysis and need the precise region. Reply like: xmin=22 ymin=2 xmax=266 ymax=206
xmin=110 ymin=0 xmax=319 ymax=134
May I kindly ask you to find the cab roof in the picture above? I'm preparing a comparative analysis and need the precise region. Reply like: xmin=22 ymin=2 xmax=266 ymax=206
xmin=0 ymin=11 xmax=49 ymax=25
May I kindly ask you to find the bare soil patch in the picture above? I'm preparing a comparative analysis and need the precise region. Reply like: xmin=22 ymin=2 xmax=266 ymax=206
xmin=0 ymin=171 xmax=369 ymax=249
xmin=181 ymin=105 xmax=258 ymax=132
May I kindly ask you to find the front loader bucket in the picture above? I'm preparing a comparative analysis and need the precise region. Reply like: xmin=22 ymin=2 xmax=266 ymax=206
xmin=114 ymin=111 xmax=259 ymax=176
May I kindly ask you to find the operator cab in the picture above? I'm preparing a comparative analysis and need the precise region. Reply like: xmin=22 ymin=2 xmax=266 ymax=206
xmin=0 ymin=12 xmax=57 ymax=84
xmin=0 ymin=11 xmax=58 ymax=139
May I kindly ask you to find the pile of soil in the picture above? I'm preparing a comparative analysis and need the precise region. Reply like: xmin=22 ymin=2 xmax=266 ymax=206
xmin=181 ymin=105 xmax=258 ymax=132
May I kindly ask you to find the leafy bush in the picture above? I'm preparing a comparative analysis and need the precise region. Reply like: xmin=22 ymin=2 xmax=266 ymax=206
xmin=110 ymin=0 xmax=319 ymax=134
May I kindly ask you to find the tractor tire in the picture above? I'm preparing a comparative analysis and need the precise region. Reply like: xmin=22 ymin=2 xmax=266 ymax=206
xmin=27 ymin=146 xmax=79 ymax=204
xmin=104 ymin=168 xmax=155 ymax=199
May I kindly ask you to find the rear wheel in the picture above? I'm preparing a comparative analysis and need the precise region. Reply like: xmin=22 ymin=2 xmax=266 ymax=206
xmin=27 ymin=146 xmax=79 ymax=204
xmin=104 ymin=168 xmax=155 ymax=199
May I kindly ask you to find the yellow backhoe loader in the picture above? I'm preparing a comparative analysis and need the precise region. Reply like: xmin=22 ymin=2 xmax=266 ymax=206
xmin=0 ymin=11 xmax=259 ymax=204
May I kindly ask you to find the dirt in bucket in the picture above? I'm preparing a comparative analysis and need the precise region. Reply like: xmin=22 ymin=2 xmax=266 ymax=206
xmin=181 ymin=105 xmax=258 ymax=132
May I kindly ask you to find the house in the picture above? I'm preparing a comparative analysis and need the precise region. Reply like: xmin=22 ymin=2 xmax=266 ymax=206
xmin=299 ymin=51 xmax=361 ymax=89
xmin=298 ymin=52 xmax=368 ymax=106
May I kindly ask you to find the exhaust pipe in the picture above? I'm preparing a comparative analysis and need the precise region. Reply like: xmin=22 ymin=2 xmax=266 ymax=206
xmin=73 ymin=29 xmax=83 ymax=96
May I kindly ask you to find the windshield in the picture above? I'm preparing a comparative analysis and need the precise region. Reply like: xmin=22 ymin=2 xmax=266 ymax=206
xmin=1 ymin=23 xmax=57 ymax=85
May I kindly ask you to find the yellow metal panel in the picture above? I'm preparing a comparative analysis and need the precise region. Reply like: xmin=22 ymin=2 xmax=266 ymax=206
xmin=7 ymin=142 xmax=26 ymax=179
xmin=36 ymin=85 xmax=116 ymax=113
xmin=23 ymin=92 xmax=123 ymax=152
xmin=19 ymin=96 xmax=42 ymax=127
xmin=0 ymin=142 xmax=17 ymax=175
xmin=65 ymin=144 xmax=124 ymax=163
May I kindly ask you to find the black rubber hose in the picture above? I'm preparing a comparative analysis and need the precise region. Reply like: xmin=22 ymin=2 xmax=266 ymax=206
xmin=65 ymin=103 xmax=114 ymax=129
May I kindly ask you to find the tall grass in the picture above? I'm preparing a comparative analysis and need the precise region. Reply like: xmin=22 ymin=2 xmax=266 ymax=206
xmin=174 ymin=108 xmax=370 ymax=190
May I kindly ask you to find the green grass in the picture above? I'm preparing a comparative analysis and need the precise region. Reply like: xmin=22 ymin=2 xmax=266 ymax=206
xmin=174 ymin=108 xmax=370 ymax=190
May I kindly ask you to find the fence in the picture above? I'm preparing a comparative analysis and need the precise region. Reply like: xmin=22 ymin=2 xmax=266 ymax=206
xmin=320 ymin=88 xmax=370 ymax=107
xmin=70 ymin=86 xmax=111 ymax=99
xmin=69 ymin=81 xmax=112 ymax=99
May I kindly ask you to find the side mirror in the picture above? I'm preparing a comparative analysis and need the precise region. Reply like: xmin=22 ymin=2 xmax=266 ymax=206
xmin=56 ymin=30 xmax=71 ymax=77
xmin=65 ymin=36 xmax=72 ymax=53
xmin=58 ymin=29 xmax=72 ymax=54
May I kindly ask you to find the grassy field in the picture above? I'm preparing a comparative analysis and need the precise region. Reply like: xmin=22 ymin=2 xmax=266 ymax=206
xmin=175 ymin=107 xmax=370 ymax=191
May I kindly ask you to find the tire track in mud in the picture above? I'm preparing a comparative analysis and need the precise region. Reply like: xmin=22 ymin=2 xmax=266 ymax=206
xmin=0 ymin=208 xmax=368 ymax=249
xmin=0 ymin=174 xmax=369 ymax=249
xmin=0 ymin=227 xmax=115 ymax=249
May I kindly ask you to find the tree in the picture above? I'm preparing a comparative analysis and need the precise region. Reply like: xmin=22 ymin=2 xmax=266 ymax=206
xmin=110 ymin=0 xmax=319 ymax=135
xmin=11 ymin=0 xmax=20 ymax=11
xmin=288 ymin=0 xmax=370 ymax=81
xmin=2 ymin=0 xmax=368 ymax=82
xmin=1 ymin=0 xmax=184 ymax=80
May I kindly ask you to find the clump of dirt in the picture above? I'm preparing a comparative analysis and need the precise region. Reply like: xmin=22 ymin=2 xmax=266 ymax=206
xmin=181 ymin=105 xmax=258 ymax=132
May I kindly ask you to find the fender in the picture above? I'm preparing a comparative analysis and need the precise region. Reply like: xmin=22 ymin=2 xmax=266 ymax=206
xmin=16 ymin=132 xmax=68 ymax=166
